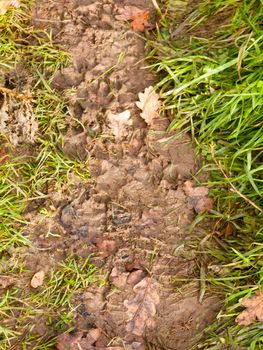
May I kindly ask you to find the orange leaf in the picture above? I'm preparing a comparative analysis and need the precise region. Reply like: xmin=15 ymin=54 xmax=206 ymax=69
xmin=131 ymin=10 xmax=150 ymax=31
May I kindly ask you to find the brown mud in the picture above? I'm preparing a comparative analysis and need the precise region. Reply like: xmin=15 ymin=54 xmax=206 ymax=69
xmin=7 ymin=0 xmax=221 ymax=349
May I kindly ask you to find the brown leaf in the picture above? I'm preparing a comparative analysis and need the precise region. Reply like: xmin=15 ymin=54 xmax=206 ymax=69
xmin=30 ymin=270 xmax=45 ymax=288
xmin=222 ymin=223 xmax=234 ymax=235
xmin=96 ymin=239 xmax=117 ymax=258
xmin=124 ymin=277 xmax=160 ymax=336
xmin=107 ymin=110 xmax=132 ymax=141
xmin=0 ymin=0 xmax=20 ymax=15
xmin=130 ymin=10 xmax=150 ymax=31
xmin=183 ymin=180 xmax=213 ymax=213
xmin=236 ymin=293 xmax=263 ymax=326
xmin=136 ymin=86 xmax=161 ymax=126
xmin=116 ymin=6 xmax=150 ymax=31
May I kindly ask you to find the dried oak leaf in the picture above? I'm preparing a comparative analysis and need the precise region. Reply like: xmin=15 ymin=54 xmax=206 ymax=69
xmin=124 ymin=277 xmax=160 ymax=336
xmin=183 ymin=180 xmax=213 ymax=213
xmin=236 ymin=293 xmax=263 ymax=326
xmin=136 ymin=86 xmax=161 ymax=126
xmin=116 ymin=6 xmax=150 ymax=31
xmin=30 ymin=270 xmax=45 ymax=288
xmin=0 ymin=0 xmax=20 ymax=15
xmin=108 ymin=110 xmax=132 ymax=141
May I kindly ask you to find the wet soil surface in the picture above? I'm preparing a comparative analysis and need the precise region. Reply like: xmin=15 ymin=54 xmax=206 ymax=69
xmin=20 ymin=0 xmax=220 ymax=349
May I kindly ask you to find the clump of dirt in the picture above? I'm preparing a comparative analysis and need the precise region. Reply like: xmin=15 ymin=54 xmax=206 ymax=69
xmin=23 ymin=0 xmax=221 ymax=349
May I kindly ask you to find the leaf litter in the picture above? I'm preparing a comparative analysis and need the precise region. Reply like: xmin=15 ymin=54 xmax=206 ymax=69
xmin=124 ymin=277 xmax=160 ymax=336
xmin=136 ymin=86 xmax=162 ymax=127
xmin=116 ymin=6 xmax=150 ymax=31
xmin=236 ymin=292 xmax=263 ymax=326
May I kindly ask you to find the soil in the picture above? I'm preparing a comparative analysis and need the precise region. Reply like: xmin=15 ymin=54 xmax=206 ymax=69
xmin=5 ymin=0 xmax=221 ymax=349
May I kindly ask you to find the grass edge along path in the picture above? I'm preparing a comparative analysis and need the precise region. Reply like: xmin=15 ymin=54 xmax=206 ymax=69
xmin=148 ymin=0 xmax=263 ymax=349
xmin=0 ymin=2 xmax=102 ymax=348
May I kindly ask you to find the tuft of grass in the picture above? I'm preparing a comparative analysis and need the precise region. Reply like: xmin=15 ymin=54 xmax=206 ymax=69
xmin=0 ymin=256 xmax=103 ymax=349
xmin=0 ymin=1 xmax=93 ymax=348
xmin=148 ymin=0 xmax=263 ymax=348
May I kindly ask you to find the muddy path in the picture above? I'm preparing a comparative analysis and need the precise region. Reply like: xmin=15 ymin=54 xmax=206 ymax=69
xmin=25 ymin=0 xmax=220 ymax=349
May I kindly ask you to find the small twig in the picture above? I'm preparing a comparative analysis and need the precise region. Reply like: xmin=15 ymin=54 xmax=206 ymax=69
xmin=211 ymin=144 xmax=263 ymax=213
xmin=0 ymin=86 xmax=32 ymax=100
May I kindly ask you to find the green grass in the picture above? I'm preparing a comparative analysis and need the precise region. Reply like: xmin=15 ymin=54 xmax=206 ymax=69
xmin=0 ymin=1 xmax=95 ymax=348
xmin=148 ymin=0 xmax=263 ymax=348
xmin=0 ymin=256 xmax=102 ymax=349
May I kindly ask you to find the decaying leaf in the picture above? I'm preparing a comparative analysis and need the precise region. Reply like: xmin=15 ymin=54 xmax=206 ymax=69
xmin=30 ymin=270 xmax=45 ymax=288
xmin=107 ymin=110 xmax=132 ymax=141
xmin=183 ymin=180 xmax=213 ymax=213
xmin=136 ymin=86 xmax=161 ymax=126
xmin=124 ymin=277 xmax=160 ymax=336
xmin=116 ymin=6 xmax=150 ymax=31
xmin=0 ymin=94 xmax=38 ymax=146
xmin=130 ymin=10 xmax=150 ymax=31
xmin=236 ymin=293 xmax=263 ymax=326
xmin=96 ymin=238 xmax=117 ymax=258
xmin=0 ymin=0 xmax=20 ymax=15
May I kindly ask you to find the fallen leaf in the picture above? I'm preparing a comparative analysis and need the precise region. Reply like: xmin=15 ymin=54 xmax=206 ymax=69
xmin=136 ymin=86 xmax=161 ymax=126
xmin=0 ymin=0 xmax=20 ymax=15
xmin=96 ymin=238 xmax=117 ymax=258
xmin=116 ymin=6 xmax=150 ymax=31
xmin=130 ymin=10 xmax=150 ymax=31
xmin=222 ymin=222 xmax=234 ymax=235
xmin=124 ymin=277 xmax=160 ymax=336
xmin=107 ymin=110 xmax=132 ymax=141
xmin=236 ymin=292 xmax=263 ymax=326
xmin=183 ymin=180 xmax=213 ymax=213
xmin=30 ymin=270 xmax=45 ymax=288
